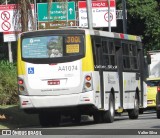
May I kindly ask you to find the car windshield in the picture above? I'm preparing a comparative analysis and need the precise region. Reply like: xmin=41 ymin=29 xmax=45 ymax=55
xmin=146 ymin=80 xmax=160 ymax=87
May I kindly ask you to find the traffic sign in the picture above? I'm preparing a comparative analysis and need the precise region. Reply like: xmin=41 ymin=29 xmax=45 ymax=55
xmin=1 ymin=21 xmax=11 ymax=31
xmin=3 ymin=31 xmax=17 ymax=42
xmin=38 ymin=21 xmax=76 ymax=29
xmin=116 ymin=10 xmax=127 ymax=19
xmin=78 ymin=0 xmax=117 ymax=27
xmin=0 ymin=5 xmax=15 ymax=32
xmin=1 ymin=11 xmax=10 ymax=21
xmin=0 ymin=4 xmax=34 ymax=42
xmin=104 ymin=12 xmax=113 ymax=22
xmin=37 ymin=2 xmax=76 ymax=22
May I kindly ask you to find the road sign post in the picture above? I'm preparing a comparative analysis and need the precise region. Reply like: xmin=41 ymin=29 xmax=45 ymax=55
xmin=107 ymin=0 xmax=111 ymax=32
xmin=5 ymin=0 xmax=13 ymax=63
xmin=86 ymin=0 xmax=93 ymax=29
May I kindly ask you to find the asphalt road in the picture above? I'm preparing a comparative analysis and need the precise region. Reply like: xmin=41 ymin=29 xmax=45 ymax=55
xmin=30 ymin=110 xmax=160 ymax=135
xmin=1 ymin=110 xmax=160 ymax=138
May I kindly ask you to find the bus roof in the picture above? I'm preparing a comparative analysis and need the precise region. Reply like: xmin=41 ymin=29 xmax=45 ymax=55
xmin=61 ymin=27 xmax=142 ymax=42
xmin=87 ymin=29 xmax=141 ymax=42
xmin=21 ymin=27 xmax=142 ymax=42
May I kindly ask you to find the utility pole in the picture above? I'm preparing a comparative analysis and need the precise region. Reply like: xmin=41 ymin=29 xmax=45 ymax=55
xmin=122 ymin=0 xmax=127 ymax=33
xmin=107 ymin=0 xmax=111 ymax=32
xmin=86 ymin=0 xmax=93 ymax=29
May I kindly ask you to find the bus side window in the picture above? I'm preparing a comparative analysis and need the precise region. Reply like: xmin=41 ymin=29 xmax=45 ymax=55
xmin=122 ymin=43 xmax=131 ymax=69
xmin=102 ymin=40 xmax=109 ymax=66
xmin=130 ymin=44 xmax=139 ymax=70
xmin=109 ymin=41 xmax=116 ymax=66
xmin=122 ymin=42 xmax=139 ymax=70
xmin=92 ymin=36 xmax=102 ymax=67
xmin=95 ymin=43 xmax=102 ymax=66
xmin=102 ymin=40 xmax=116 ymax=69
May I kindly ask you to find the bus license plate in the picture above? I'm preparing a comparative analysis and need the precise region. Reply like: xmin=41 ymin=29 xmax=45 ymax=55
xmin=48 ymin=80 xmax=60 ymax=85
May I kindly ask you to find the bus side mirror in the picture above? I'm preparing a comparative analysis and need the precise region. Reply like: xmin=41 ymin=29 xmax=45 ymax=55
xmin=147 ymin=53 xmax=151 ymax=64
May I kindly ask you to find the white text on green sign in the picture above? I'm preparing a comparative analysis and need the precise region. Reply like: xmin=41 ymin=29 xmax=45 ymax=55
xmin=38 ymin=2 xmax=76 ymax=22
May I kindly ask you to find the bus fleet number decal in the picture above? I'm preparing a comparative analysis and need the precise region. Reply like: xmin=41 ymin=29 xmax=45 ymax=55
xmin=58 ymin=65 xmax=78 ymax=71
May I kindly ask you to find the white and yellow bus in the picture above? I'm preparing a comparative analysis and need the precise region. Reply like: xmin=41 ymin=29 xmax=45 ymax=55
xmin=17 ymin=28 xmax=147 ymax=126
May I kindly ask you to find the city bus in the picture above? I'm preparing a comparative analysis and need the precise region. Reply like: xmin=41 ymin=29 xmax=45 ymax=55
xmin=17 ymin=28 xmax=147 ymax=126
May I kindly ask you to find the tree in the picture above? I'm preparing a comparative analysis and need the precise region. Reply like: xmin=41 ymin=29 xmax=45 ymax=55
xmin=127 ymin=0 xmax=160 ymax=50
xmin=12 ymin=0 xmax=67 ymax=31
xmin=12 ymin=0 xmax=35 ymax=32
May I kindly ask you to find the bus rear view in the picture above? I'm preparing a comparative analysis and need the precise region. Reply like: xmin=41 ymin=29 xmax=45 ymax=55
xmin=17 ymin=28 xmax=147 ymax=126
xmin=17 ymin=29 xmax=94 ymax=126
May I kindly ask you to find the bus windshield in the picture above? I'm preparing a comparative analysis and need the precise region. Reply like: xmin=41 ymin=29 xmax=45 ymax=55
xmin=21 ymin=34 xmax=85 ymax=64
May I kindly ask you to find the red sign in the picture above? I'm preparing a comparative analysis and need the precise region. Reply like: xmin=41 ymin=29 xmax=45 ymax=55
xmin=0 ymin=4 xmax=34 ymax=32
xmin=78 ymin=0 xmax=115 ymax=8
xmin=78 ymin=0 xmax=117 ymax=27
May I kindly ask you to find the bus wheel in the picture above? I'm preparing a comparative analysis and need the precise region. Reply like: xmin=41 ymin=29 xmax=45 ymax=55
xmin=128 ymin=94 xmax=139 ymax=119
xmin=93 ymin=111 xmax=103 ymax=124
xmin=103 ymin=94 xmax=115 ymax=123
xmin=39 ymin=113 xmax=51 ymax=127
xmin=51 ymin=113 xmax=61 ymax=126
xmin=72 ymin=114 xmax=81 ymax=124
xmin=157 ymin=110 xmax=160 ymax=119
xmin=39 ymin=113 xmax=61 ymax=127
xmin=139 ymin=109 xmax=144 ymax=114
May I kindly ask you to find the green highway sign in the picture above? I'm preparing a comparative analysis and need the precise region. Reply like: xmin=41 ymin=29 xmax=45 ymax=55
xmin=37 ymin=2 xmax=76 ymax=22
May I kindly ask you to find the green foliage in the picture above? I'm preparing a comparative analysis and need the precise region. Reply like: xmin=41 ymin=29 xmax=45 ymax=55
xmin=127 ymin=0 xmax=160 ymax=50
xmin=0 ymin=60 xmax=18 ymax=105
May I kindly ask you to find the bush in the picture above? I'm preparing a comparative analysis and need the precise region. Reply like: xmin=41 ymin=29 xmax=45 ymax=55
xmin=0 ymin=60 xmax=18 ymax=105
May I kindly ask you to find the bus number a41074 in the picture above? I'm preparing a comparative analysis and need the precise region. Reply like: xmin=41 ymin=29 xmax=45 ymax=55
xmin=58 ymin=65 xmax=78 ymax=71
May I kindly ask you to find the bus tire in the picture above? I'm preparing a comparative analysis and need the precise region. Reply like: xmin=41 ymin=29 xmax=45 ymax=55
xmin=103 ymin=94 xmax=115 ymax=123
xmin=72 ymin=114 xmax=81 ymax=124
xmin=39 ymin=113 xmax=61 ymax=127
xmin=39 ymin=113 xmax=51 ymax=127
xmin=93 ymin=111 xmax=103 ymax=124
xmin=139 ymin=109 xmax=144 ymax=114
xmin=157 ymin=110 xmax=160 ymax=119
xmin=128 ymin=94 xmax=139 ymax=119
xmin=51 ymin=113 xmax=61 ymax=126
